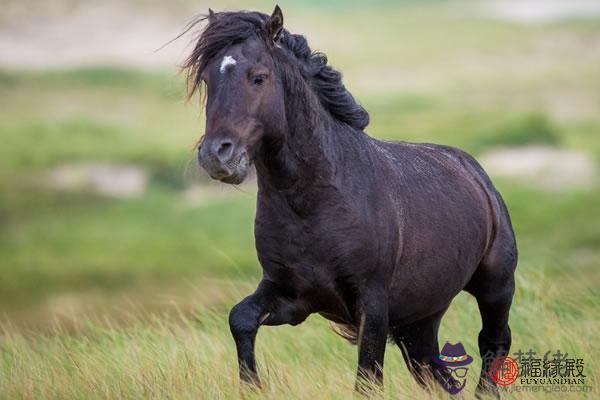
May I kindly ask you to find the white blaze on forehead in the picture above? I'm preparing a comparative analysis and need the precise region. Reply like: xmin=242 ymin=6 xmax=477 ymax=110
xmin=219 ymin=55 xmax=237 ymax=73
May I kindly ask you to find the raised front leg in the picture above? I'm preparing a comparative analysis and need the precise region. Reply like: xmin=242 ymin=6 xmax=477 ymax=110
xmin=229 ymin=280 xmax=309 ymax=388
xmin=355 ymin=287 xmax=389 ymax=394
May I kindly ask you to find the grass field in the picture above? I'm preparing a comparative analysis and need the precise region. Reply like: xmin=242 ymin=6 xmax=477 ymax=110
xmin=1 ymin=1 xmax=599 ymax=398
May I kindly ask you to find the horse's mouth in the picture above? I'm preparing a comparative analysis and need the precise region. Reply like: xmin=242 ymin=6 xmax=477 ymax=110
xmin=214 ymin=152 xmax=250 ymax=185
xmin=220 ymin=172 xmax=246 ymax=185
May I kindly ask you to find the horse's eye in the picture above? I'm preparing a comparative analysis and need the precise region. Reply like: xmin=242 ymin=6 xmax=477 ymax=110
xmin=253 ymin=74 xmax=267 ymax=86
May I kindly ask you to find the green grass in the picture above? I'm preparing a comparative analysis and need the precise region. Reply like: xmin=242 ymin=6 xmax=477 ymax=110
xmin=474 ymin=113 xmax=562 ymax=151
xmin=0 ymin=0 xmax=599 ymax=398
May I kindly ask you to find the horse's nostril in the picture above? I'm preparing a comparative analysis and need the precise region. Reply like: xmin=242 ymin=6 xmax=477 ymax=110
xmin=216 ymin=140 xmax=234 ymax=160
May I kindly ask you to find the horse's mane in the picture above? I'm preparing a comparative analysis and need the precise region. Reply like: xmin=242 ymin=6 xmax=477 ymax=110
xmin=182 ymin=10 xmax=370 ymax=130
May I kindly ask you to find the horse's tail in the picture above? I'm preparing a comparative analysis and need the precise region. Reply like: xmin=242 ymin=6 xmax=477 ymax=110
xmin=329 ymin=322 xmax=358 ymax=345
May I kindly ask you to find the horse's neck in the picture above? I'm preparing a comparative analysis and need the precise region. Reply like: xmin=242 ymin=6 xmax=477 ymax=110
xmin=256 ymin=118 xmax=361 ymax=193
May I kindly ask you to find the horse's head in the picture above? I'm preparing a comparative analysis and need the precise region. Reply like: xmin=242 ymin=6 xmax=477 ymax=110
xmin=189 ymin=7 xmax=287 ymax=184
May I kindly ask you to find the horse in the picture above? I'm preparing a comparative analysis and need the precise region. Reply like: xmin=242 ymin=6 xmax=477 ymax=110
xmin=183 ymin=6 xmax=517 ymax=397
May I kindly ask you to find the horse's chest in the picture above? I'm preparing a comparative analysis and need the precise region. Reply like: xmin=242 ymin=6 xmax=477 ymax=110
xmin=255 ymin=214 xmax=320 ymax=279
xmin=254 ymin=201 xmax=373 ymax=291
xmin=255 ymin=216 xmax=357 ymax=318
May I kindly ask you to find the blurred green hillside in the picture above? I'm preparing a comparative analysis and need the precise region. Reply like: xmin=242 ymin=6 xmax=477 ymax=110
xmin=0 ymin=1 xmax=599 ymax=398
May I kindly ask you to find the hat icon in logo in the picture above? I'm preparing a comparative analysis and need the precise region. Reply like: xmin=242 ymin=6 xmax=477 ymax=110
xmin=433 ymin=342 xmax=473 ymax=395
xmin=433 ymin=342 xmax=473 ymax=367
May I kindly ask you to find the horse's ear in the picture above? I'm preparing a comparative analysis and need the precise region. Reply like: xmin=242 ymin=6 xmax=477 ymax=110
xmin=208 ymin=8 xmax=216 ymax=22
xmin=266 ymin=5 xmax=284 ymax=43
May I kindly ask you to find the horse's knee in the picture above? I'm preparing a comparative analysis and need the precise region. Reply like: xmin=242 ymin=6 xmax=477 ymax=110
xmin=229 ymin=298 xmax=260 ymax=340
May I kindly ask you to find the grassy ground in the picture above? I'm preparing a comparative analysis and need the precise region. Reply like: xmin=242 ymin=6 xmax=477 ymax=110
xmin=0 ymin=1 xmax=599 ymax=398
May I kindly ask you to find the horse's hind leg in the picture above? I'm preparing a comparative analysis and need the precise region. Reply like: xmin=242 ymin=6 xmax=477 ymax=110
xmin=391 ymin=307 xmax=450 ymax=387
xmin=466 ymin=239 xmax=517 ymax=398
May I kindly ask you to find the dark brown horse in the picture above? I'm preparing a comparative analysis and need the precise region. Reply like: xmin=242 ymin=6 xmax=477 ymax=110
xmin=183 ymin=6 xmax=517 ymax=397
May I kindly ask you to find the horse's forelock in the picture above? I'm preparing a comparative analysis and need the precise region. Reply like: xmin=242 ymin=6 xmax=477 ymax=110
xmin=182 ymin=10 xmax=369 ymax=130
xmin=182 ymin=11 xmax=267 ymax=99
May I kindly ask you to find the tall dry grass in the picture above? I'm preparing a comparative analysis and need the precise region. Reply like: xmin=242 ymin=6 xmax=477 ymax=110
xmin=1 ymin=268 xmax=597 ymax=399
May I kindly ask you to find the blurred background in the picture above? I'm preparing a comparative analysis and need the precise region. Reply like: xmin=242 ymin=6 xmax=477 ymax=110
xmin=0 ymin=0 xmax=599 ymax=387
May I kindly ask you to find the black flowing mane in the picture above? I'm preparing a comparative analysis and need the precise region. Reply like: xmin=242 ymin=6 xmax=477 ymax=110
xmin=182 ymin=10 xmax=370 ymax=130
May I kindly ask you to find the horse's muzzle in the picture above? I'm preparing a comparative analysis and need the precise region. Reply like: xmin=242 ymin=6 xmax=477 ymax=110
xmin=198 ymin=139 xmax=249 ymax=184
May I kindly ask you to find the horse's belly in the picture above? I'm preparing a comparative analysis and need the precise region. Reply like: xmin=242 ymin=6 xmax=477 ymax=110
xmin=388 ymin=262 xmax=476 ymax=326
xmin=388 ymin=220 xmax=487 ymax=325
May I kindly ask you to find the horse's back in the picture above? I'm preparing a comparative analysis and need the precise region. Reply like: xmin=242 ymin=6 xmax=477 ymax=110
xmin=378 ymin=139 xmax=513 ymax=235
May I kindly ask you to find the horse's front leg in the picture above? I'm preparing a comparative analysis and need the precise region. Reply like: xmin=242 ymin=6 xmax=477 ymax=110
xmin=229 ymin=279 xmax=308 ymax=388
xmin=355 ymin=286 xmax=389 ymax=394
